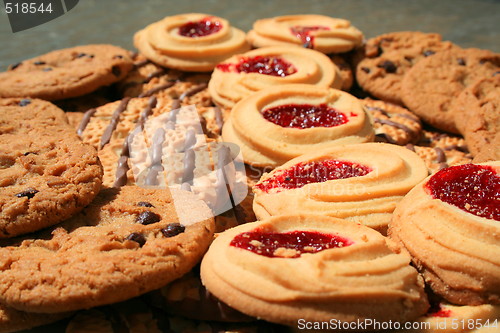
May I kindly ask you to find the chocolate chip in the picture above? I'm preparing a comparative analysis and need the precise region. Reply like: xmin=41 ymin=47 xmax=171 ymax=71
xmin=15 ymin=188 xmax=38 ymax=199
xmin=377 ymin=60 xmax=397 ymax=73
xmin=423 ymin=50 xmax=436 ymax=57
xmin=361 ymin=67 xmax=370 ymax=74
xmin=457 ymin=58 xmax=466 ymax=66
xmin=89 ymin=54 xmax=95 ymax=58
xmin=76 ymin=53 xmax=87 ymax=58
xmin=111 ymin=65 xmax=121 ymax=77
xmin=494 ymin=71 xmax=500 ymax=77
xmin=42 ymin=67 xmax=53 ymax=72
xmin=19 ymin=99 xmax=31 ymax=107
xmin=113 ymin=55 xmax=124 ymax=59
xmin=161 ymin=223 xmax=185 ymax=238
xmin=126 ymin=233 xmax=146 ymax=247
xmin=9 ymin=62 xmax=22 ymax=70
xmin=137 ymin=201 xmax=155 ymax=208
xmin=376 ymin=46 xmax=383 ymax=56
xmin=136 ymin=211 xmax=161 ymax=225
xmin=34 ymin=61 xmax=46 ymax=65
xmin=23 ymin=152 xmax=36 ymax=156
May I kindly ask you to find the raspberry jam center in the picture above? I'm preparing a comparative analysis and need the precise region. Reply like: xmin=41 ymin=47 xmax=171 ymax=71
xmin=216 ymin=56 xmax=297 ymax=77
xmin=426 ymin=164 xmax=499 ymax=221
xmin=178 ymin=18 xmax=222 ymax=37
xmin=290 ymin=25 xmax=330 ymax=47
xmin=262 ymin=103 xmax=348 ymax=129
xmin=255 ymin=160 xmax=372 ymax=192
xmin=230 ymin=229 xmax=352 ymax=258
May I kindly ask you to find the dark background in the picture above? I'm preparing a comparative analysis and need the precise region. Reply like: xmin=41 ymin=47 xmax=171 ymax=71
xmin=0 ymin=0 xmax=499 ymax=70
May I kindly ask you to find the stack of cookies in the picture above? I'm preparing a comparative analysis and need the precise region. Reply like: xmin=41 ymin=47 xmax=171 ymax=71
xmin=0 ymin=12 xmax=498 ymax=333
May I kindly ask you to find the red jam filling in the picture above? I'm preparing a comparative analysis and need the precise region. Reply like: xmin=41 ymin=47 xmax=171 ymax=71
xmin=426 ymin=303 xmax=452 ymax=318
xmin=262 ymin=103 xmax=348 ymax=129
xmin=216 ymin=56 xmax=297 ymax=77
xmin=255 ymin=160 xmax=372 ymax=192
xmin=178 ymin=18 xmax=222 ymax=37
xmin=426 ymin=164 xmax=500 ymax=221
xmin=230 ymin=229 xmax=353 ymax=258
xmin=290 ymin=25 xmax=330 ymax=47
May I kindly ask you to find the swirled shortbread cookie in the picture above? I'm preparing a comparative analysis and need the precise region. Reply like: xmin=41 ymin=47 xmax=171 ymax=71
xmin=0 ymin=45 xmax=133 ymax=101
xmin=401 ymin=48 xmax=500 ymax=133
xmin=252 ymin=143 xmax=428 ymax=233
xmin=0 ymin=186 xmax=214 ymax=313
xmin=222 ymin=84 xmax=374 ymax=168
xmin=246 ymin=15 xmax=363 ymax=53
xmin=389 ymin=162 xmax=500 ymax=305
xmin=0 ymin=98 xmax=102 ymax=238
xmin=356 ymin=31 xmax=455 ymax=105
xmin=200 ymin=215 xmax=429 ymax=327
xmin=361 ymin=98 xmax=422 ymax=145
xmin=208 ymin=46 xmax=343 ymax=109
xmin=0 ymin=304 xmax=71 ymax=333
xmin=452 ymin=76 xmax=500 ymax=158
xmin=134 ymin=13 xmax=250 ymax=72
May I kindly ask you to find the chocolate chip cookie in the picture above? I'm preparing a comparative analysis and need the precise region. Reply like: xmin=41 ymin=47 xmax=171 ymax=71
xmin=0 ymin=98 xmax=102 ymax=238
xmin=402 ymin=48 xmax=500 ymax=133
xmin=0 ymin=45 xmax=133 ymax=101
xmin=0 ymin=186 xmax=215 ymax=313
xmin=356 ymin=31 xmax=455 ymax=105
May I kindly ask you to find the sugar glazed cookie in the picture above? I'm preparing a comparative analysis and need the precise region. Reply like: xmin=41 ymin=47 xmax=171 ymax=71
xmin=0 ymin=45 xmax=133 ymax=101
xmin=389 ymin=162 xmax=500 ymax=305
xmin=208 ymin=46 xmax=343 ymax=109
xmin=134 ymin=13 xmax=250 ymax=72
xmin=0 ymin=186 xmax=215 ymax=313
xmin=356 ymin=31 xmax=455 ymax=105
xmin=247 ymin=15 xmax=363 ymax=53
xmin=222 ymin=84 xmax=374 ymax=168
xmin=401 ymin=48 xmax=500 ymax=133
xmin=0 ymin=98 xmax=102 ymax=238
xmin=200 ymin=215 xmax=429 ymax=327
xmin=252 ymin=143 xmax=428 ymax=233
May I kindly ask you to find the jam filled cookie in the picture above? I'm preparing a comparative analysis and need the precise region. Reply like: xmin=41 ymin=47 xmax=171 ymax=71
xmin=0 ymin=186 xmax=215 ymax=313
xmin=200 ymin=215 xmax=429 ymax=327
xmin=208 ymin=46 xmax=343 ymax=109
xmin=356 ymin=31 xmax=456 ymax=105
xmin=389 ymin=162 xmax=500 ymax=305
xmin=252 ymin=143 xmax=428 ymax=233
xmin=134 ymin=13 xmax=250 ymax=72
xmin=222 ymin=84 xmax=374 ymax=168
xmin=452 ymin=76 xmax=500 ymax=158
xmin=361 ymin=98 xmax=422 ymax=145
xmin=401 ymin=48 xmax=500 ymax=133
xmin=246 ymin=15 xmax=363 ymax=53
xmin=0 ymin=98 xmax=102 ymax=238
xmin=0 ymin=45 xmax=133 ymax=101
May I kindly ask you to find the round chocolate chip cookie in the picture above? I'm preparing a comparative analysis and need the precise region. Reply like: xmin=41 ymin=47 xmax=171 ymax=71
xmin=0 ymin=98 xmax=103 ymax=238
xmin=0 ymin=186 xmax=215 ymax=313
xmin=402 ymin=48 xmax=500 ymax=133
xmin=0 ymin=45 xmax=133 ymax=101
xmin=356 ymin=31 xmax=455 ymax=105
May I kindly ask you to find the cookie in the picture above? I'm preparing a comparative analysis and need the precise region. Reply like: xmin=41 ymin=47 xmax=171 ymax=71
xmin=246 ymin=15 xmax=363 ymax=53
xmin=0 ymin=304 xmax=70 ymax=333
xmin=0 ymin=45 xmax=133 ymax=101
xmin=452 ymin=76 xmax=500 ymax=157
xmin=361 ymin=98 xmax=422 ymax=145
xmin=405 ymin=144 xmax=473 ymax=174
xmin=252 ymin=143 xmax=428 ymax=233
xmin=0 ymin=98 xmax=102 ymax=238
xmin=356 ymin=31 xmax=455 ymax=105
xmin=401 ymin=48 xmax=500 ymax=133
xmin=222 ymin=84 xmax=374 ymax=168
xmin=330 ymin=54 xmax=354 ymax=91
xmin=208 ymin=46 xmax=343 ymax=109
xmin=389 ymin=162 xmax=500 ymax=305
xmin=134 ymin=13 xmax=250 ymax=72
xmin=0 ymin=186 xmax=215 ymax=313
xmin=200 ymin=215 xmax=429 ymax=327
xmin=473 ymin=134 xmax=500 ymax=163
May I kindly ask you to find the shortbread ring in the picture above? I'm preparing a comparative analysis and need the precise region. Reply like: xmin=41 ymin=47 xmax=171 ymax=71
xmin=222 ymin=84 xmax=374 ymax=168
xmin=253 ymin=143 xmax=428 ymax=233
xmin=208 ymin=46 xmax=343 ymax=109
